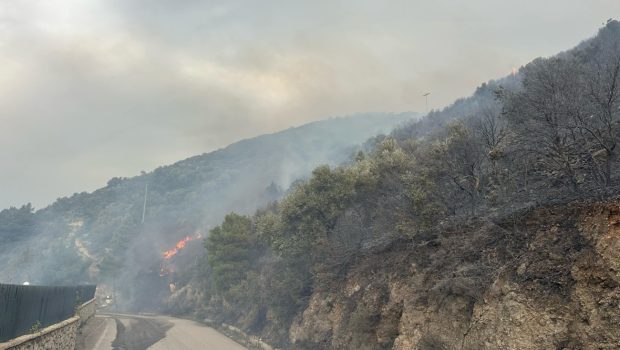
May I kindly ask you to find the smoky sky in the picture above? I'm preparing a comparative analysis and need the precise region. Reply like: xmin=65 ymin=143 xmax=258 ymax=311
xmin=0 ymin=0 xmax=618 ymax=209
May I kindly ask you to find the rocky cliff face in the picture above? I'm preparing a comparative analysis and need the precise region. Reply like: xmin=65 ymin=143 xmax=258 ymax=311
xmin=289 ymin=199 xmax=620 ymax=349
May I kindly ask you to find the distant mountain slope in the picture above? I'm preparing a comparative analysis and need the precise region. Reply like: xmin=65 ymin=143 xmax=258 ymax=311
xmin=0 ymin=112 xmax=415 ymax=294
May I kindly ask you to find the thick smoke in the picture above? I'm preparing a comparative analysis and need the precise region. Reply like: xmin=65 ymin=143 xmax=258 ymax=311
xmin=0 ymin=113 xmax=413 ymax=311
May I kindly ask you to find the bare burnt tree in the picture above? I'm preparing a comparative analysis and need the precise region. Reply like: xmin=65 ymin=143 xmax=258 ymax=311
xmin=503 ymin=57 xmax=584 ymax=191
xmin=577 ymin=39 xmax=620 ymax=186
xmin=436 ymin=123 xmax=486 ymax=216
xmin=468 ymin=100 xmax=511 ymax=201
xmin=473 ymin=101 xmax=506 ymax=153
xmin=326 ymin=206 xmax=370 ymax=265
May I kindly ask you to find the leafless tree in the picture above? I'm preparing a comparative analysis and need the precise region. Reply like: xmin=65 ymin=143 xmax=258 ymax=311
xmin=578 ymin=41 xmax=620 ymax=185
xmin=437 ymin=123 xmax=487 ymax=215
xmin=503 ymin=57 xmax=584 ymax=191
xmin=473 ymin=102 xmax=506 ymax=153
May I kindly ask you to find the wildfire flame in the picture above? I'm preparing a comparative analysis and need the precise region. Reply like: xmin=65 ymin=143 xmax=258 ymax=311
xmin=163 ymin=236 xmax=192 ymax=259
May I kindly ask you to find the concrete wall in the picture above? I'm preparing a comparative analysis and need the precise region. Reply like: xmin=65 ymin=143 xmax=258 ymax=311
xmin=0 ymin=317 xmax=79 ymax=350
xmin=76 ymin=299 xmax=96 ymax=327
xmin=0 ymin=299 xmax=96 ymax=350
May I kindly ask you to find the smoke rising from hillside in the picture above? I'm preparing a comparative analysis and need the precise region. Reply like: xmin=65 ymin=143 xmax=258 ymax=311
xmin=0 ymin=113 xmax=411 ymax=311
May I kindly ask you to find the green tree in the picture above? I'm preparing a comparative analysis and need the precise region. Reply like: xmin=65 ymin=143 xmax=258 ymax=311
xmin=0 ymin=203 xmax=36 ymax=243
xmin=273 ymin=165 xmax=357 ymax=259
xmin=206 ymin=213 xmax=257 ymax=293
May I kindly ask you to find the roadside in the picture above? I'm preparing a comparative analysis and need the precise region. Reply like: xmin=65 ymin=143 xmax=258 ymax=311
xmin=76 ymin=316 xmax=116 ymax=350
xmin=76 ymin=313 xmax=246 ymax=350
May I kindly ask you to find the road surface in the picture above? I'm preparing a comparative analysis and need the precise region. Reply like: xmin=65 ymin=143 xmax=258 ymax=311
xmin=77 ymin=313 xmax=246 ymax=350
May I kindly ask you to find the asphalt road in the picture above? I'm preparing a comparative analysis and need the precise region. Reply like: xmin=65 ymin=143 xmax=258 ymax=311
xmin=78 ymin=313 xmax=246 ymax=350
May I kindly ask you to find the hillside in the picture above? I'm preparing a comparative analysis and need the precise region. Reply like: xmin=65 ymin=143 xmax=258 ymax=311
xmin=0 ymin=112 xmax=414 ymax=309
xmin=186 ymin=21 xmax=620 ymax=349
xmin=291 ymin=197 xmax=620 ymax=349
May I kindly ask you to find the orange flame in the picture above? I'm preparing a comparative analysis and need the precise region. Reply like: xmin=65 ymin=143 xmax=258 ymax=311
xmin=162 ymin=236 xmax=193 ymax=259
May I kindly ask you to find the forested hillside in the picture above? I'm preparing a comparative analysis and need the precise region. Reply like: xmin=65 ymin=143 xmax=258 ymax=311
xmin=0 ymin=112 xmax=413 ymax=309
xmin=194 ymin=21 xmax=620 ymax=348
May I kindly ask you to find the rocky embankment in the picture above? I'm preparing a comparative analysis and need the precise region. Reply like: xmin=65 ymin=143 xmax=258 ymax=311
xmin=289 ymin=199 xmax=620 ymax=349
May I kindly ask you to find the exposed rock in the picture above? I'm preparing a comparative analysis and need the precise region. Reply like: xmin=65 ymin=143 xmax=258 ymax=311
xmin=290 ymin=200 xmax=620 ymax=349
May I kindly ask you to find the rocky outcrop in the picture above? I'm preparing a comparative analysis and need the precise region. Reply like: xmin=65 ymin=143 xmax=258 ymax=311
xmin=289 ymin=200 xmax=620 ymax=349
